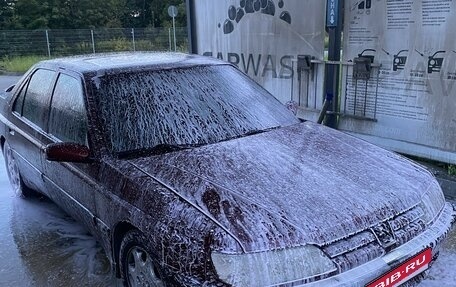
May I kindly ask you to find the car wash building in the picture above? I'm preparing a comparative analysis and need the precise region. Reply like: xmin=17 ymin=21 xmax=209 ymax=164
xmin=186 ymin=0 xmax=456 ymax=165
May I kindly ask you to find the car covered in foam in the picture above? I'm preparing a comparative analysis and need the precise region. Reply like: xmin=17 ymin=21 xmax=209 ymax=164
xmin=0 ymin=52 xmax=454 ymax=287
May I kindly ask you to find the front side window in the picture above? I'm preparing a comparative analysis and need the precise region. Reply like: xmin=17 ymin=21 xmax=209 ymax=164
xmin=22 ymin=69 xmax=55 ymax=129
xmin=49 ymin=74 xmax=88 ymax=145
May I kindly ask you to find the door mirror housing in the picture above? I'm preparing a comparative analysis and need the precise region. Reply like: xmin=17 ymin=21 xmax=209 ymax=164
xmin=44 ymin=142 xmax=92 ymax=163
xmin=5 ymin=85 xmax=15 ymax=92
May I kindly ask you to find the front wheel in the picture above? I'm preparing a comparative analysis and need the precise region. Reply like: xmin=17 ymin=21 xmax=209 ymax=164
xmin=119 ymin=230 xmax=166 ymax=287
xmin=3 ymin=142 xmax=35 ymax=197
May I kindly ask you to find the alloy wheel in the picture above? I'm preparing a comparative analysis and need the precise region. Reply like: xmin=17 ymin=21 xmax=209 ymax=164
xmin=5 ymin=144 xmax=21 ymax=195
xmin=126 ymin=246 xmax=164 ymax=287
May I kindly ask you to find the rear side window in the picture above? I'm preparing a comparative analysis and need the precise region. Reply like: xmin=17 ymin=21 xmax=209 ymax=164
xmin=22 ymin=69 xmax=55 ymax=129
xmin=49 ymin=74 xmax=88 ymax=145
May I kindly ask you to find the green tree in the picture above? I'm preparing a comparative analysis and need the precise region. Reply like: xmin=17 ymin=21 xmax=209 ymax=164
xmin=0 ymin=0 xmax=16 ymax=29
xmin=167 ymin=2 xmax=187 ymax=27
xmin=152 ymin=0 xmax=186 ymax=28
xmin=0 ymin=0 xmax=187 ymax=29
xmin=11 ymin=0 xmax=51 ymax=29
xmin=47 ymin=0 xmax=125 ymax=29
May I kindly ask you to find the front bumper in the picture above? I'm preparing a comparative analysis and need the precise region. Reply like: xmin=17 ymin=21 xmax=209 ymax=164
xmin=302 ymin=202 xmax=455 ymax=287
xmin=176 ymin=203 xmax=454 ymax=287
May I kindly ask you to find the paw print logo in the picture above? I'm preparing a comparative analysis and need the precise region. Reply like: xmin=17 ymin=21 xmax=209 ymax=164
xmin=219 ymin=0 xmax=292 ymax=34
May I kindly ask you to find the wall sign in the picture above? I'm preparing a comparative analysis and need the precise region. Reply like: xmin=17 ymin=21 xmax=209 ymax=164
xmin=340 ymin=0 xmax=456 ymax=164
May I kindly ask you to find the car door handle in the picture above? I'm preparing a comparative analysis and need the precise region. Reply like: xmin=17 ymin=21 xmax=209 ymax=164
xmin=9 ymin=128 xmax=15 ymax=136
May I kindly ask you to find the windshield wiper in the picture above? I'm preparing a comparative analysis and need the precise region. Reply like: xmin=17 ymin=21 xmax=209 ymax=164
xmin=221 ymin=126 xmax=282 ymax=143
xmin=117 ymin=127 xmax=281 ymax=159
xmin=244 ymin=126 xmax=281 ymax=136
xmin=117 ymin=143 xmax=204 ymax=159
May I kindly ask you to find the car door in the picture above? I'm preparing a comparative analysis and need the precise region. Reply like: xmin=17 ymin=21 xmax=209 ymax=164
xmin=8 ymin=69 xmax=56 ymax=193
xmin=41 ymin=72 xmax=101 ymax=235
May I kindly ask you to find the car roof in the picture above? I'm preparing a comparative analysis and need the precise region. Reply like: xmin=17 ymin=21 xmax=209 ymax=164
xmin=36 ymin=52 xmax=228 ymax=75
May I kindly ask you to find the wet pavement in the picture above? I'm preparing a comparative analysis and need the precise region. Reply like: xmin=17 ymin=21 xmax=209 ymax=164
xmin=0 ymin=76 xmax=455 ymax=286
xmin=421 ymin=227 xmax=456 ymax=287
xmin=0 ymin=154 xmax=121 ymax=287
xmin=0 ymin=76 xmax=120 ymax=286
xmin=0 ymin=75 xmax=21 ymax=91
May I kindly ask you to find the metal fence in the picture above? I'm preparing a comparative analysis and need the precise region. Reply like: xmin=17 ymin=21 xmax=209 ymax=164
xmin=0 ymin=28 xmax=188 ymax=58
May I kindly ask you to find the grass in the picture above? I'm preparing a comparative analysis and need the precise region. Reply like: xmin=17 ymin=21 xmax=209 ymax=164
xmin=449 ymin=165 xmax=456 ymax=176
xmin=0 ymin=56 xmax=48 ymax=73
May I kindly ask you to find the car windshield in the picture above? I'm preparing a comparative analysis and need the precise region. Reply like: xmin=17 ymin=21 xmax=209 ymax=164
xmin=97 ymin=64 xmax=299 ymax=155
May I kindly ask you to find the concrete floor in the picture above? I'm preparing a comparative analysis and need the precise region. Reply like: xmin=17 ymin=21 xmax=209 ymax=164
xmin=0 ymin=154 xmax=121 ymax=287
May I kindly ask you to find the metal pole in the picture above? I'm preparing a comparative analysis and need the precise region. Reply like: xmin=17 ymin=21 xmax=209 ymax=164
xmin=374 ymin=68 xmax=380 ymax=119
xmin=169 ymin=28 xmax=172 ymax=51
xmin=318 ymin=93 xmax=333 ymax=124
xmin=354 ymin=79 xmax=358 ymax=115
xmin=186 ymin=0 xmax=198 ymax=54
xmin=363 ymin=80 xmax=368 ymax=116
xmin=45 ymin=30 xmax=51 ymax=57
xmin=172 ymin=16 xmax=177 ymax=51
xmin=91 ymin=30 xmax=96 ymax=54
xmin=344 ymin=65 xmax=349 ymax=113
xmin=298 ymin=68 xmax=302 ymax=106
xmin=152 ymin=11 xmax=155 ymax=27
xmin=290 ymin=61 xmax=295 ymax=102
xmin=324 ymin=0 xmax=343 ymax=128
xmin=131 ymin=28 xmax=136 ymax=51
xmin=314 ymin=65 xmax=318 ymax=109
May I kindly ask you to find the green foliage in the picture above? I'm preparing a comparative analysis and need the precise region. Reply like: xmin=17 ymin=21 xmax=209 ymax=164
xmin=96 ymin=38 xmax=133 ymax=52
xmin=95 ymin=37 xmax=185 ymax=53
xmin=0 ymin=0 xmax=187 ymax=30
xmin=0 ymin=55 xmax=48 ymax=73
xmin=159 ymin=2 xmax=187 ymax=28
xmin=449 ymin=165 xmax=456 ymax=176
xmin=0 ymin=0 xmax=16 ymax=28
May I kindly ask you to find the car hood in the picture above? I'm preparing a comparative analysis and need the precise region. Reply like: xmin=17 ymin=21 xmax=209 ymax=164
xmin=128 ymin=122 xmax=435 ymax=252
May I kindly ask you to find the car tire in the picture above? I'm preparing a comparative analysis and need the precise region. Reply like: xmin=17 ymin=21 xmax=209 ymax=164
xmin=119 ymin=229 xmax=167 ymax=287
xmin=3 ymin=141 xmax=35 ymax=198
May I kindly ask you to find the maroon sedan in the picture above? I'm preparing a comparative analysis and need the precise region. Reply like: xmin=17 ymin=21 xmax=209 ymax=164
xmin=0 ymin=53 xmax=454 ymax=287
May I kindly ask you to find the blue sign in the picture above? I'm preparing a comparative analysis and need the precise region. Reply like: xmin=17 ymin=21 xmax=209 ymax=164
xmin=326 ymin=0 xmax=339 ymax=28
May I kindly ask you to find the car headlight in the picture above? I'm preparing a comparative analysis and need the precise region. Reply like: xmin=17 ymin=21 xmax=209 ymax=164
xmin=419 ymin=179 xmax=445 ymax=225
xmin=211 ymin=245 xmax=337 ymax=286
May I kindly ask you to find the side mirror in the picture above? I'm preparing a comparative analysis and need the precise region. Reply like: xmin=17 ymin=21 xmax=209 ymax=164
xmin=5 ymin=85 xmax=15 ymax=92
xmin=44 ymin=142 xmax=92 ymax=163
